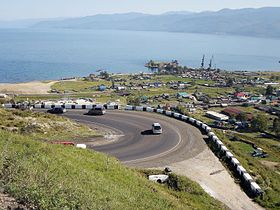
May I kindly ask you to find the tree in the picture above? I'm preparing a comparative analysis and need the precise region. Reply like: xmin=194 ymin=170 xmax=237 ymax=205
xmin=99 ymin=71 xmax=110 ymax=80
xmin=226 ymin=78 xmax=235 ymax=87
xmin=251 ymin=114 xmax=268 ymax=132
xmin=273 ymin=118 xmax=280 ymax=137
xmin=265 ymin=85 xmax=274 ymax=95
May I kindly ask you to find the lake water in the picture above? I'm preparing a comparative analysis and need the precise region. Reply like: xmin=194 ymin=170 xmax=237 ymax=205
xmin=0 ymin=28 xmax=279 ymax=83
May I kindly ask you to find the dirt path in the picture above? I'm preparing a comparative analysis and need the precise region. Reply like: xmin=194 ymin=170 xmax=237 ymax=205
xmin=0 ymin=192 xmax=28 ymax=210
xmin=0 ymin=81 xmax=57 ymax=94
xmin=168 ymin=147 xmax=264 ymax=210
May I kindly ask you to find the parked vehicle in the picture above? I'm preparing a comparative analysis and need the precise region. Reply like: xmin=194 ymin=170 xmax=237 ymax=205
xmin=152 ymin=123 xmax=162 ymax=134
xmin=87 ymin=106 xmax=106 ymax=115
xmin=47 ymin=107 xmax=66 ymax=114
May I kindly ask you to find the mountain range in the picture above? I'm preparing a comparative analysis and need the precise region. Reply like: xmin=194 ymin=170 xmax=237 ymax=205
xmin=7 ymin=7 xmax=280 ymax=38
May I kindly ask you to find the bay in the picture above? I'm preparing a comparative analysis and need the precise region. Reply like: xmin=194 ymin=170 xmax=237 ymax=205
xmin=0 ymin=28 xmax=279 ymax=83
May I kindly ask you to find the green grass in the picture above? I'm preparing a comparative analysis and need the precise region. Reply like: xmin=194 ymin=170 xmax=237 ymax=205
xmin=187 ymin=86 xmax=234 ymax=98
xmin=51 ymin=79 xmax=111 ymax=92
xmin=214 ymin=130 xmax=280 ymax=209
xmin=0 ymin=109 xmax=98 ymax=142
xmin=0 ymin=111 xmax=228 ymax=209
xmin=151 ymin=75 xmax=214 ymax=85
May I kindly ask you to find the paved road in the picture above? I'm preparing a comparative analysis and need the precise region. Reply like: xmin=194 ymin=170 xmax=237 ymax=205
xmin=64 ymin=110 xmax=206 ymax=167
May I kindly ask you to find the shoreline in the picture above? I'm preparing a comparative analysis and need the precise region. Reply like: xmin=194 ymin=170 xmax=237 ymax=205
xmin=0 ymin=70 xmax=279 ymax=85
xmin=0 ymin=80 xmax=58 ymax=95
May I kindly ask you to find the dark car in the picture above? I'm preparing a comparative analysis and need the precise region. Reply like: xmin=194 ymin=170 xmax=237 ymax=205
xmin=47 ymin=107 xmax=66 ymax=114
xmin=87 ymin=106 xmax=106 ymax=115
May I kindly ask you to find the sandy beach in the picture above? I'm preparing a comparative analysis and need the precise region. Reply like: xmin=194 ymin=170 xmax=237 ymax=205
xmin=0 ymin=81 xmax=57 ymax=94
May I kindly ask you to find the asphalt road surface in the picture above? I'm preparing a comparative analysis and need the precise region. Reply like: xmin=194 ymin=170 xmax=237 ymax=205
xmin=65 ymin=110 xmax=206 ymax=167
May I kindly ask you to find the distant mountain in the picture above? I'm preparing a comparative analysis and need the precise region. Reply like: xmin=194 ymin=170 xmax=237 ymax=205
xmin=162 ymin=11 xmax=195 ymax=15
xmin=0 ymin=18 xmax=65 ymax=28
xmin=33 ymin=7 xmax=280 ymax=38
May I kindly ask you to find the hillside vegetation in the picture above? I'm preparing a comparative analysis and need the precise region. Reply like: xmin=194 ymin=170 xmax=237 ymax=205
xmin=0 ymin=109 xmax=227 ymax=209
xmin=0 ymin=109 xmax=98 ymax=142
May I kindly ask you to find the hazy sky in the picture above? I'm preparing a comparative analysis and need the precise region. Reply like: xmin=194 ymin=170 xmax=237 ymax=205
xmin=0 ymin=0 xmax=280 ymax=20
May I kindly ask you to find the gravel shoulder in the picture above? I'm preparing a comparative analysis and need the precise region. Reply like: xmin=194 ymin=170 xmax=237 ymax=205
xmin=168 ymin=148 xmax=264 ymax=210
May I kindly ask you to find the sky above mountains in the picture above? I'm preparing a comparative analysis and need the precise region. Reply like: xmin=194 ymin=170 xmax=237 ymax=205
xmin=0 ymin=0 xmax=280 ymax=20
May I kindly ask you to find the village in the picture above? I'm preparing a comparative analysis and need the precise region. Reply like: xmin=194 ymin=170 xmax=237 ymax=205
xmin=1 ymin=61 xmax=280 ymax=209
xmin=2 ymin=61 xmax=280 ymax=138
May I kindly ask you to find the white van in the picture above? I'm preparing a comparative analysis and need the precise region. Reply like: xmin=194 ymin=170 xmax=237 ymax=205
xmin=152 ymin=123 xmax=162 ymax=134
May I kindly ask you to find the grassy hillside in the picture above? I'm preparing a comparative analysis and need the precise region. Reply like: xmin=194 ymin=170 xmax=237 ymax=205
xmin=0 ymin=109 xmax=98 ymax=142
xmin=0 ymin=109 xmax=228 ymax=209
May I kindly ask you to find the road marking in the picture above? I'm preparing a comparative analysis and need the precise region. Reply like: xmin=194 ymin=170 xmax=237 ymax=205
xmin=123 ymin=131 xmax=182 ymax=164
xmin=66 ymin=114 xmax=124 ymax=135
xmin=66 ymin=111 xmax=183 ymax=164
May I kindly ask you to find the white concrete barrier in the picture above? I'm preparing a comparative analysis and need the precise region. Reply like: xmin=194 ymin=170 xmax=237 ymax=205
xmin=205 ymin=126 xmax=212 ymax=133
xmin=181 ymin=115 xmax=188 ymax=121
xmin=86 ymin=104 xmax=93 ymax=109
xmin=75 ymin=104 xmax=82 ymax=109
xmin=243 ymin=173 xmax=253 ymax=182
xmin=231 ymin=157 xmax=240 ymax=166
xmin=156 ymin=109 xmax=164 ymax=113
xmin=216 ymin=140 xmax=224 ymax=147
xmin=136 ymin=106 xmax=144 ymax=111
xmin=45 ymin=104 xmax=52 ymax=109
xmin=201 ymin=123 xmax=207 ymax=130
xmin=173 ymin=112 xmax=181 ymax=118
xmin=35 ymin=104 xmax=42 ymax=108
xmin=226 ymin=151 xmax=234 ymax=159
xmin=237 ymin=165 xmax=246 ymax=176
xmin=4 ymin=104 xmax=12 ymax=108
xmin=196 ymin=120 xmax=203 ymax=127
xmin=208 ymin=132 xmax=215 ymax=138
xmin=212 ymin=136 xmax=219 ymax=143
xmin=65 ymin=104 xmax=73 ymax=109
xmin=250 ymin=182 xmax=262 ymax=195
xmin=125 ymin=105 xmax=134 ymax=110
xmin=147 ymin=107 xmax=154 ymax=112
xmin=189 ymin=118 xmax=195 ymax=124
xmin=165 ymin=111 xmax=172 ymax=116
xmin=221 ymin=145 xmax=229 ymax=152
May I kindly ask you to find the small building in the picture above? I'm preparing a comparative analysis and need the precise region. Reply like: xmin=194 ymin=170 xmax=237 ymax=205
xmin=234 ymin=92 xmax=248 ymax=100
xmin=98 ymin=85 xmax=107 ymax=91
xmin=177 ymin=92 xmax=190 ymax=99
xmin=116 ymin=86 xmax=126 ymax=91
xmin=206 ymin=111 xmax=229 ymax=121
